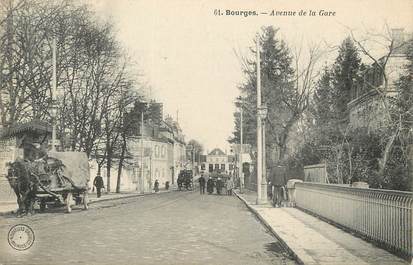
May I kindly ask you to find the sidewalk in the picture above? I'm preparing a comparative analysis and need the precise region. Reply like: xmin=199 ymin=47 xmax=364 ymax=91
xmin=0 ymin=189 xmax=171 ymax=215
xmin=234 ymin=189 xmax=409 ymax=265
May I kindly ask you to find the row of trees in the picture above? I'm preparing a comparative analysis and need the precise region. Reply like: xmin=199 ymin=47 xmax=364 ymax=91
xmin=0 ymin=0 xmax=158 ymax=192
xmin=230 ymin=26 xmax=412 ymax=191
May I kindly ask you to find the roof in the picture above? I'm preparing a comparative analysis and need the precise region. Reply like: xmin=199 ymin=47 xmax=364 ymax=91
xmin=0 ymin=120 xmax=52 ymax=139
xmin=208 ymin=148 xmax=226 ymax=156
xmin=159 ymin=120 xmax=173 ymax=133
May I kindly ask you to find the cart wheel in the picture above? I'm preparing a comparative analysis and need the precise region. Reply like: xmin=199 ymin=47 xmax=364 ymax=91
xmin=83 ymin=191 xmax=89 ymax=210
xmin=66 ymin=192 xmax=72 ymax=213
xmin=40 ymin=199 xmax=46 ymax=212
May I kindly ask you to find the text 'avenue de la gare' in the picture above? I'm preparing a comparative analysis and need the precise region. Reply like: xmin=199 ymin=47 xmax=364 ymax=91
xmin=214 ymin=9 xmax=336 ymax=17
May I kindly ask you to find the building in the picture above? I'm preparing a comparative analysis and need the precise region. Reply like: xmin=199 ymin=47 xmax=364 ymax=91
xmin=0 ymin=121 xmax=52 ymax=202
xmin=91 ymin=116 xmax=187 ymax=193
xmin=348 ymin=28 xmax=411 ymax=130
xmin=164 ymin=115 xmax=187 ymax=182
xmin=201 ymin=148 xmax=234 ymax=174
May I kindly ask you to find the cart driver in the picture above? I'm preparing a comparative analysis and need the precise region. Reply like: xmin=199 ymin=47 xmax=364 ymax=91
xmin=22 ymin=142 xmax=49 ymax=180
xmin=24 ymin=142 xmax=47 ymax=162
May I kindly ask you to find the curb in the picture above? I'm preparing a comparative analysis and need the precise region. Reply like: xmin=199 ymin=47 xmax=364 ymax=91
xmin=0 ymin=190 xmax=172 ymax=216
xmin=233 ymin=190 xmax=305 ymax=265
xmin=0 ymin=208 xmax=15 ymax=216
xmin=88 ymin=190 xmax=171 ymax=205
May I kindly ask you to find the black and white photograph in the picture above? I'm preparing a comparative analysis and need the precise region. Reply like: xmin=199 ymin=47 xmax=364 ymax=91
xmin=0 ymin=0 xmax=412 ymax=264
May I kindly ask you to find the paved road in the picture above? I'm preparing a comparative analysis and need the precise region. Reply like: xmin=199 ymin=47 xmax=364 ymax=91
xmin=0 ymin=191 xmax=296 ymax=265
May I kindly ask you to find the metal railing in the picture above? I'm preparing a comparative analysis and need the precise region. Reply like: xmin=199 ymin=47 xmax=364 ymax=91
xmin=295 ymin=182 xmax=412 ymax=258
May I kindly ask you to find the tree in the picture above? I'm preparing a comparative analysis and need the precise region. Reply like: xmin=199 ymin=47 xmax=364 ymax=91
xmin=230 ymin=26 xmax=322 ymax=173
xmin=332 ymin=37 xmax=362 ymax=123
xmin=187 ymin=139 xmax=204 ymax=163
xmin=350 ymin=27 xmax=412 ymax=182
xmin=302 ymin=37 xmax=363 ymax=183
xmin=291 ymin=29 xmax=412 ymax=190
xmin=0 ymin=0 xmax=150 ymax=192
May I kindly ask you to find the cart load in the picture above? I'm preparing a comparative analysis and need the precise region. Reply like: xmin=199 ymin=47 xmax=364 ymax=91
xmin=48 ymin=151 xmax=90 ymax=190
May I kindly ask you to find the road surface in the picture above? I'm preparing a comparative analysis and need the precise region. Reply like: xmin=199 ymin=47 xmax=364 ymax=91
xmin=0 ymin=191 xmax=296 ymax=265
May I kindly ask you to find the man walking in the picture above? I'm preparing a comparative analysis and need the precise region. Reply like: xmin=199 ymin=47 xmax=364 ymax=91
xmin=226 ymin=177 xmax=234 ymax=196
xmin=207 ymin=177 xmax=214 ymax=194
xmin=198 ymin=174 xmax=206 ymax=194
xmin=216 ymin=177 xmax=223 ymax=195
xmin=93 ymin=173 xmax=104 ymax=198
xmin=270 ymin=166 xmax=286 ymax=207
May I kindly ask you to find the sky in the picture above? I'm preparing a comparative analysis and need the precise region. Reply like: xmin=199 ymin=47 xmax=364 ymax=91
xmin=87 ymin=0 xmax=412 ymax=153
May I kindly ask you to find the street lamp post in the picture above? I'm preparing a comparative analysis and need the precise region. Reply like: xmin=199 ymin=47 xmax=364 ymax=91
xmin=51 ymin=38 xmax=57 ymax=152
xmin=256 ymin=34 xmax=268 ymax=204
xmin=262 ymin=103 xmax=267 ymax=196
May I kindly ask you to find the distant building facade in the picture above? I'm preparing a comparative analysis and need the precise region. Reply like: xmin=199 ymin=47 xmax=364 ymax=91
xmin=201 ymin=148 xmax=234 ymax=174
xmin=90 ymin=110 xmax=187 ymax=193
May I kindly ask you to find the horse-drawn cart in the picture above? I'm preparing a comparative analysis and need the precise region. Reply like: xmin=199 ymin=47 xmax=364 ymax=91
xmin=34 ymin=151 xmax=90 ymax=213
xmin=1 ymin=120 xmax=90 ymax=215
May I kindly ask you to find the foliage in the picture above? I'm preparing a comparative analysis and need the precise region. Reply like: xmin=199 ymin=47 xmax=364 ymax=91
xmin=187 ymin=139 xmax=204 ymax=162
xmin=284 ymin=35 xmax=412 ymax=191
xmin=230 ymin=26 xmax=318 ymax=170
xmin=0 ymin=0 xmax=154 ymax=192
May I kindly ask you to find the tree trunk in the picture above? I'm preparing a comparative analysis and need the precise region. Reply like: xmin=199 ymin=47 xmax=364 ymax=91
xmin=106 ymin=147 xmax=112 ymax=193
xmin=116 ymin=134 xmax=127 ymax=193
xmin=408 ymin=144 xmax=413 ymax=188
xmin=378 ymin=131 xmax=397 ymax=176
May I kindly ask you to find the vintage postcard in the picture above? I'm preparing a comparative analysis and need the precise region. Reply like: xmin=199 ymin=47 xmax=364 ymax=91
xmin=0 ymin=0 xmax=412 ymax=264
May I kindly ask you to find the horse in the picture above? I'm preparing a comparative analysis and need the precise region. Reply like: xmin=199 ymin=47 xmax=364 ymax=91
xmin=6 ymin=159 xmax=38 ymax=216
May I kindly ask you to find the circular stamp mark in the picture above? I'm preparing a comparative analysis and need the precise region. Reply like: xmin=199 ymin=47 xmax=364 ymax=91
xmin=7 ymin=224 xmax=35 ymax=251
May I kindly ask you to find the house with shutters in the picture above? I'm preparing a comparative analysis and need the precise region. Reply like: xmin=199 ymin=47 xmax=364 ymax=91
xmin=201 ymin=148 xmax=234 ymax=174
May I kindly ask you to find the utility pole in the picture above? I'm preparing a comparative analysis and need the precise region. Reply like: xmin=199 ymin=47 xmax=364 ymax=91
xmin=256 ymin=34 xmax=262 ymax=204
xmin=140 ymin=110 xmax=144 ymax=194
xmin=192 ymin=147 xmax=195 ymax=188
xmin=51 ymin=38 xmax=57 ymax=152
xmin=176 ymin=109 xmax=179 ymax=123
xmin=192 ymin=147 xmax=195 ymax=173
xmin=239 ymin=103 xmax=244 ymax=193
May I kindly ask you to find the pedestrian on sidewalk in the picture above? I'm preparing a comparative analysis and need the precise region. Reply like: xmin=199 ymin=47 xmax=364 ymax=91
xmin=93 ymin=174 xmax=104 ymax=198
xmin=216 ymin=177 xmax=223 ymax=195
xmin=154 ymin=179 xmax=159 ymax=192
xmin=207 ymin=177 xmax=214 ymax=194
xmin=269 ymin=166 xmax=286 ymax=207
xmin=226 ymin=177 xmax=234 ymax=196
xmin=198 ymin=174 xmax=206 ymax=194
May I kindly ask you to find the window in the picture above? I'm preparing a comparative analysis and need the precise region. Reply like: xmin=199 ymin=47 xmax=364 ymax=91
xmin=201 ymin=163 xmax=206 ymax=170
xmin=209 ymin=164 xmax=214 ymax=172
xmin=214 ymin=164 xmax=219 ymax=170
xmin=155 ymin=145 xmax=160 ymax=158
xmin=221 ymin=164 xmax=225 ymax=171
xmin=161 ymin=146 xmax=166 ymax=158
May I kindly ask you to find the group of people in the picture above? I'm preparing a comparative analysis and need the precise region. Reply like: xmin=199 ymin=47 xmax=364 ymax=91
xmin=198 ymin=174 xmax=234 ymax=195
